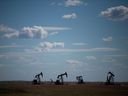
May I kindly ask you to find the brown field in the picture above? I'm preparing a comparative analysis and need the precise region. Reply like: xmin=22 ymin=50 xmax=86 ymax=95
xmin=0 ymin=82 xmax=128 ymax=96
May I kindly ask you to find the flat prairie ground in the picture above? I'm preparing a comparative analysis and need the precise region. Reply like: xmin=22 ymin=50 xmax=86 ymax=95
xmin=0 ymin=82 xmax=128 ymax=96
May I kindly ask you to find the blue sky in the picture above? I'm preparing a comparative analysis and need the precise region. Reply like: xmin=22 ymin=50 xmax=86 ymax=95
xmin=0 ymin=0 xmax=128 ymax=82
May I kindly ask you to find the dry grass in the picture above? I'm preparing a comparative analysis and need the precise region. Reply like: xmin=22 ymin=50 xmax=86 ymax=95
xmin=0 ymin=82 xmax=128 ymax=96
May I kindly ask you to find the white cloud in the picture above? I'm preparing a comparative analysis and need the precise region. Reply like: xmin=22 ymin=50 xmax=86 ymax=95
xmin=86 ymin=56 xmax=96 ymax=60
xmin=0 ymin=25 xmax=48 ymax=39
xmin=33 ymin=47 xmax=118 ymax=53
xmin=21 ymin=26 xmax=70 ymax=38
xmin=3 ymin=32 xmax=19 ymax=39
xmin=66 ymin=59 xmax=81 ymax=64
xmin=50 ymin=0 xmax=87 ymax=7
xmin=0 ymin=25 xmax=19 ymax=39
xmin=72 ymin=43 xmax=87 ymax=46
xmin=65 ymin=0 xmax=83 ymax=7
xmin=100 ymin=5 xmax=128 ymax=21
xmin=86 ymin=48 xmax=118 ymax=52
xmin=49 ymin=31 xmax=59 ymax=35
xmin=0 ymin=25 xmax=18 ymax=33
xmin=43 ymin=26 xmax=71 ymax=31
xmin=62 ymin=13 xmax=77 ymax=19
xmin=22 ymin=26 xmax=48 ymax=39
xmin=103 ymin=36 xmax=112 ymax=42
xmin=35 ymin=42 xmax=64 ymax=52
xmin=0 ymin=25 xmax=70 ymax=39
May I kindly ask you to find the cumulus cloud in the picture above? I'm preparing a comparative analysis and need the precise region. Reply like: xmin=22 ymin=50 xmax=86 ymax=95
xmin=86 ymin=56 xmax=96 ymax=60
xmin=103 ymin=36 xmax=112 ymax=42
xmin=0 ymin=25 xmax=70 ymax=39
xmin=21 ymin=26 xmax=70 ymax=38
xmin=65 ymin=0 xmax=85 ymax=7
xmin=62 ymin=13 xmax=77 ymax=19
xmin=100 ymin=5 xmax=128 ymax=21
xmin=21 ymin=26 xmax=48 ymax=39
xmin=66 ymin=59 xmax=81 ymax=64
xmin=35 ymin=42 xmax=64 ymax=52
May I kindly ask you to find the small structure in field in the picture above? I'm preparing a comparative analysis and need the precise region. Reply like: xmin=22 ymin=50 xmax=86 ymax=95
xmin=106 ymin=71 xmax=115 ymax=85
xmin=76 ymin=76 xmax=84 ymax=84
xmin=55 ymin=72 xmax=68 ymax=85
xmin=32 ymin=72 xmax=43 ymax=85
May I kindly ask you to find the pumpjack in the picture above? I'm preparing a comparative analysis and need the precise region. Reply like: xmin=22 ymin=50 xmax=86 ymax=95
xmin=106 ymin=71 xmax=115 ymax=85
xmin=55 ymin=72 xmax=68 ymax=85
xmin=33 ymin=72 xmax=43 ymax=84
xmin=76 ymin=76 xmax=84 ymax=84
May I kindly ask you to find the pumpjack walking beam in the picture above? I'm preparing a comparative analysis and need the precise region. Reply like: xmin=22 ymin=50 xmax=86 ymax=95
xmin=33 ymin=72 xmax=43 ymax=84
xmin=55 ymin=72 xmax=68 ymax=85
xmin=106 ymin=71 xmax=115 ymax=85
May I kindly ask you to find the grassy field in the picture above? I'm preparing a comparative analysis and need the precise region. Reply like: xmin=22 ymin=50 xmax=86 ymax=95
xmin=0 ymin=82 xmax=128 ymax=96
